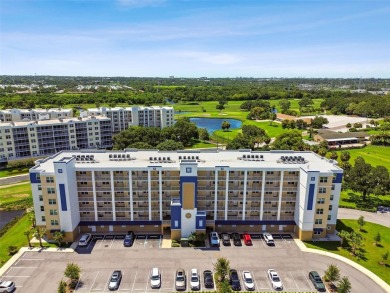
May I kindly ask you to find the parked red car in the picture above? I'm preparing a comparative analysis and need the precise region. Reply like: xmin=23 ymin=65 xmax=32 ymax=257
xmin=243 ymin=233 xmax=252 ymax=246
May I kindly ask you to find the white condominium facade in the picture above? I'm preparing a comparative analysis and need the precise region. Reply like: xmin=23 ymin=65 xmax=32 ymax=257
xmin=29 ymin=150 xmax=343 ymax=242
xmin=85 ymin=106 xmax=174 ymax=133
xmin=0 ymin=116 xmax=112 ymax=162
xmin=0 ymin=108 xmax=73 ymax=122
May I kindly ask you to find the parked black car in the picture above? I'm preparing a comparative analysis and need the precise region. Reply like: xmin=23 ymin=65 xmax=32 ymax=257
xmin=203 ymin=270 xmax=214 ymax=289
xmin=229 ymin=269 xmax=241 ymax=291
xmin=221 ymin=233 xmax=231 ymax=246
xmin=123 ymin=231 xmax=135 ymax=247
xmin=231 ymin=233 xmax=242 ymax=246
xmin=308 ymin=271 xmax=326 ymax=292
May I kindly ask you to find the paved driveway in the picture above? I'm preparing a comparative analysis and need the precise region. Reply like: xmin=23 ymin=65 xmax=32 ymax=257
xmin=0 ymin=234 xmax=386 ymax=293
xmin=0 ymin=174 xmax=29 ymax=185
xmin=338 ymin=208 xmax=390 ymax=228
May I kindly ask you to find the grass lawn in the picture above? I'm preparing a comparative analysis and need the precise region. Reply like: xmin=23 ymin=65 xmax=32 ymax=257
xmin=186 ymin=140 xmax=218 ymax=149
xmin=0 ymin=167 xmax=30 ymax=178
xmin=0 ymin=213 xmax=31 ymax=266
xmin=339 ymin=189 xmax=390 ymax=209
xmin=333 ymin=145 xmax=390 ymax=169
xmin=305 ymin=220 xmax=390 ymax=285
xmin=0 ymin=182 xmax=32 ymax=205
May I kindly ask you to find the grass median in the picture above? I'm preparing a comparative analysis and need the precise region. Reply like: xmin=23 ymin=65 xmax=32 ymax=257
xmin=304 ymin=219 xmax=390 ymax=285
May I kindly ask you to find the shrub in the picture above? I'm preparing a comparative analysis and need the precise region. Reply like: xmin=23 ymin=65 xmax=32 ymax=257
xmin=8 ymin=245 xmax=18 ymax=255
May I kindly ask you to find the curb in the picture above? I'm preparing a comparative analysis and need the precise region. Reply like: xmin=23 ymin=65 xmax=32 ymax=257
xmin=294 ymin=239 xmax=390 ymax=293
xmin=0 ymin=246 xmax=74 ymax=277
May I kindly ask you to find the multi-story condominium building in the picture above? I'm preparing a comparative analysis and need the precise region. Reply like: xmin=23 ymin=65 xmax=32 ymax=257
xmin=0 ymin=108 xmax=73 ymax=122
xmin=0 ymin=116 xmax=112 ymax=162
xmin=29 ymin=149 xmax=343 ymax=242
xmin=85 ymin=106 xmax=174 ymax=133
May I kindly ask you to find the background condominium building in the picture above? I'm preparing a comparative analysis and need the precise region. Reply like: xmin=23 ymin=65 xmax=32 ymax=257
xmin=85 ymin=106 xmax=174 ymax=133
xmin=29 ymin=149 xmax=343 ymax=242
xmin=0 ymin=108 xmax=73 ymax=122
xmin=0 ymin=116 xmax=112 ymax=162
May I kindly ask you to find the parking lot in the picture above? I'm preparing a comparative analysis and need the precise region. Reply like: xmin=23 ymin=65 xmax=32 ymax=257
xmin=0 ymin=232 xmax=386 ymax=293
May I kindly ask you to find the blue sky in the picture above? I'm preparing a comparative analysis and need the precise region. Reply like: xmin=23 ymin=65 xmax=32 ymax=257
xmin=1 ymin=0 xmax=389 ymax=77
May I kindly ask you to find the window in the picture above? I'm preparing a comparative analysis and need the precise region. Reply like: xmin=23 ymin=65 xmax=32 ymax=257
xmin=320 ymin=177 xmax=328 ymax=183
xmin=48 ymin=199 xmax=57 ymax=205
xmin=47 ymin=187 xmax=55 ymax=194
xmin=38 ymin=184 xmax=42 ymax=191
xmin=40 ymin=206 xmax=45 ymax=212
xmin=328 ymin=215 xmax=332 ymax=221
xmin=329 ymin=205 xmax=333 ymax=211
xmin=50 ymin=209 xmax=58 ymax=215
xmin=331 ymin=184 xmax=335 ymax=191
xmin=41 ymin=216 xmax=46 ymax=222
xmin=315 ymin=219 xmax=322 ymax=224
xmin=186 ymin=167 xmax=192 ymax=173
xmin=330 ymin=194 xmax=334 ymax=201
xmin=313 ymin=230 xmax=322 ymax=235
xmin=316 ymin=208 xmax=324 ymax=215
xmin=39 ymin=195 xmax=43 ymax=201
xmin=46 ymin=177 xmax=54 ymax=183
xmin=311 ymin=177 xmax=315 ymax=181
xmin=266 ymin=171 xmax=274 ymax=175
xmin=51 ymin=220 xmax=59 ymax=226
xmin=319 ymin=187 xmax=326 ymax=194
xmin=317 ymin=198 xmax=325 ymax=204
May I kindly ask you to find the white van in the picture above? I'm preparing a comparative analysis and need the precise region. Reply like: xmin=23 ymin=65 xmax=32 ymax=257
xmin=78 ymin=233 xmax=92 ymax=247
xmin=150 ymin=267 xmax=161 ymax=288
xmin=263 ymin=233 xmax=275 ymax=245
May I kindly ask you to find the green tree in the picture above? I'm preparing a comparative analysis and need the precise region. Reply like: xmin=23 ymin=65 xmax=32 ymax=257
xmin=311 ymin=116 xmax=329 ymax=129
xmin=34 ymin=227 xmax=46 ymax=248
xmin=272 ymin=130 xmax=305 ymax=151
xmin=344 ymin=157 xmax=373 ymax=200
xmin=357 ymin=216 xmax=365 ymax=231
xmin=338 ymin=230 xmax=350 ymax=247
xmin=381 ymin=251 xmax=389 ymax=265
xmin=340 ymin=151 xmax=350 ymax=162
xmin=64 ymin=263 xmax=81 ymax=284
xmin=330 ymin=151 xmax=338 ymax=160
xmin=348 ymin=231 xmax=363 ymax=256
xmin=346 ymin=123 xmax=352 ymax=128
xmin=217 ymin=279 xmax=233 ymax=293
xmin=318 ymin=148 xmax=327 ymax=157
xmin=54 ymin=230 xmax=65 ymax=247
xmin=24 ymin=229 xmax=33 ymax=248
xmin=156 ymin=140 xmax=184 ymax=150
xmin=279 ymin=99 xmax=291 ymax=113
xmin=213 ymin=257 xmax=230 ymax=282
xmin=337 ymin=276 xmax=352 ymax=293
xmin=221 ymin=121 xmax=231 ymax=131
xmin=198 ymin=128 xmax=209 ymax=142
xmin=324 ymin=264 xmax=340 ymax=282
xmin=58 ymin=279 xmax=67 ymax=293
xmin=374 ymin=232 xmax=381 ymax=246
xmin=28 ymin=210 xmax=36 ymax=228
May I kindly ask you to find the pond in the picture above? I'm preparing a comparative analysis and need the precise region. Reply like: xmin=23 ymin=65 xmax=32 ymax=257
xmin=189 ymin=118 xmax=242 ymax=134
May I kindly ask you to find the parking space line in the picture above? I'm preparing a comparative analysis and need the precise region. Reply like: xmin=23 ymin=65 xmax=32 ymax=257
xmin=90 ymin=271 xmax=100 ymax=292
xmin=109 ymin=237 xmax=115 ymax=248
xmin=265 ymin=271 xmax=273 ymax=290
xmin=303 ymin=271 xmax=315 ymax=291
xmin=18 ymin=258 xmax=44 ymax=261
xmin=103 ymin=272 xmax=111 ymax=292
xmin=4 ymin=275 xmax=31 ymax=277
xmin=290 ymin=271 xmax=300 ymax=291
xmin=75 ymin=274 xmax=83 ymax=291
xmin=131 ymin=270 xmax=138 ymax=292
xmin=251 ymin=270 xmax=259 ymax=291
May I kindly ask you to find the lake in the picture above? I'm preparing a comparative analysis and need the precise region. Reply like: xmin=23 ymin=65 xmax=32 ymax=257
xmin=190 ymin=118 xmax=242 ymax=134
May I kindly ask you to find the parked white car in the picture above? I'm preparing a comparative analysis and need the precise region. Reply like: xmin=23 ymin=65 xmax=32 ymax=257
xmin=190 ymin=269 xmax=200 ymax=290
xmin=78 ymin=233 xmax=92 ymax=247
xmin=242 ymin=271 xmax=255 ymax=291
xmin=0 ymin=281 xmax=15 ymax=293
xmin=209 ymin=232 xmax=220 ymax=247
xmin=150 ymin=267 xmax=161 ymax=288
xmin=263 ymin=233 xmax=275 ymax=245
xmin=268 ymin=269 xmax=283 ymax=291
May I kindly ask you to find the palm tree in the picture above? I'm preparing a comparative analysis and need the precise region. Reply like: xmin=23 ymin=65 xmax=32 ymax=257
xmin=337 ymin=276 xmax=352 ymax=293
xmin=24 ymin=229 xmax=32 ymax=248
xmin=213 ymin=257 xmax=230 ymax=282
xmin=28 ymin=210 xmax=36 ymax=228
xmin=34 ymin=227 xmax=46 ymax=248
xmin=324 ymin=264 xmax=340 ymax=283
xmin=54 ymin=231 xmax=65 ymax=247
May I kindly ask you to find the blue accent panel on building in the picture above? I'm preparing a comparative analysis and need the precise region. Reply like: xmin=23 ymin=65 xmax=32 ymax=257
xmin=333 ymin=173 xmax=343 ymax=183
xmin=79 ymin=220 xmax=162 ymax=226
xmin=179 ymin=176 xmax=198 ymax=208
xmin=215 ymin=220 xmax=296 ymax=226
xmin=307 ymin=184 xmax=315 ymax=211
xmin=196 ymin=213 xmax=206 ymax=230
xmin=171 ymin=204 xmax=181 ymax=229
xmin=29 ymin=173 xmax=41 ymax=183
xmin=59 ymin=184 xmax=68 ymax=211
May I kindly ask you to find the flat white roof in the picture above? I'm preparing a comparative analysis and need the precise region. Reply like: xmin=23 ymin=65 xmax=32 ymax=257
xmin=0 ymin=115 xmax=110 ymax=127
xmin=31 ymin=150 xmax=342 ymax=174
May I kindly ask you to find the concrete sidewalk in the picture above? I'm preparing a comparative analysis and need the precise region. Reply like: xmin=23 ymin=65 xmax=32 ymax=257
xmin=294 ymin=238 xmax=390 ymax=293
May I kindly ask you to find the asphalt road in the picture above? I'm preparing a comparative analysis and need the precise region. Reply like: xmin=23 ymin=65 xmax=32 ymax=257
xmin=0 ymin=174 xmax=29 ymax=186
xmin=338 ymin=208 xmax=390 ymax=228
xmin=0 ymin=234 xmax=386 ymax=293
